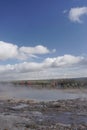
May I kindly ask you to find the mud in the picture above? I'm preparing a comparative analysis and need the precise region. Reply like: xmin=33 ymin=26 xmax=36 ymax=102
xmin=0 ymin=98 xmax=87 ymax=130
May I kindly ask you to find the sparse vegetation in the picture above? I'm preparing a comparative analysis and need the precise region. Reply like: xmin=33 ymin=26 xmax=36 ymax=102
xmin=10 ymin=77 xmax=87 ymax=89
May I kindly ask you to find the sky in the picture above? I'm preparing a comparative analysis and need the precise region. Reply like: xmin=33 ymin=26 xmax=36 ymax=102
xmin=0 ymin=0 xmax=87 ymax=80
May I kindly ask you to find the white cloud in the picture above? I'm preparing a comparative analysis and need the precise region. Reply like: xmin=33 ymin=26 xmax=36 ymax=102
xmin=69 ymin=7 xmax=87 ymax=23
xmin=0 ymin=54 xmax=86 ymax=81
xmin=0 ymin=41 xmax=18 ymax=60
xmin=0 ymin=41 xmax=87 ymax=80
xmin=20 ymin=45 xmax=50 ymax=54
xmin=43 ymin=55 xmax=84 ymax=67
xmin=0 ymin=55 xmax=84 ymax=75
xmin=0 ymin=41 xmax=52 ymax=60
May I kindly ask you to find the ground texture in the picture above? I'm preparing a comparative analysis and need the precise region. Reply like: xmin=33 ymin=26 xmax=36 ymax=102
xmin=0 ymin=98 xmax=87 ymax=130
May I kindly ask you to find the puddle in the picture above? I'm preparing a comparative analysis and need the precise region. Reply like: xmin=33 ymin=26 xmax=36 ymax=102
xmin=36 ymin=112 xmax=87 ymax=124
xmin=0 ymin=84 xmax=87 ymax=101
xmin=12 ymin=104 xmax=28 ymax=110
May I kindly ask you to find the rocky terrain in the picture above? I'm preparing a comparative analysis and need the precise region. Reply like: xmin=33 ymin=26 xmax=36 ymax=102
xmin=0 ymin=98 xmax=87 ymax=130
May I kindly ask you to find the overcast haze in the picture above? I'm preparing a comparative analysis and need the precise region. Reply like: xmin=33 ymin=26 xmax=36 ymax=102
xmin=0 ymin=0 xmax=87 ymax=80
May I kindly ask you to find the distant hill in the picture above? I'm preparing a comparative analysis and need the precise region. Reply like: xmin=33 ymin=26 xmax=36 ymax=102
xmin=8 ymin=77 xmax=87 ymax=89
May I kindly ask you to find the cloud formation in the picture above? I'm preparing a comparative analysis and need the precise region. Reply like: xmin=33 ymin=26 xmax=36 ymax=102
xmin=43 ymin=55 xmax=83 ymax=67
xmin=0 ymin=41 xmax=52 ymax=60
xmin=0 ymin=41 xmax=87 ymax=80
xmin=0 ymin=55 xmax=84 ymax=74
xmin=69 ymin=7 xmax=87 ymax=23
xmin=0 ymin=54 xmax=86 ymax=80
xmin=20 ymin=45 xmax=50 ymax=55
xmin=0 ymin=41 xmax=18 ymax=60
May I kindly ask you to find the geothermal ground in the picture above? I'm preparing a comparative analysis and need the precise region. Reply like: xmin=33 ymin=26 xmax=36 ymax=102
xmin=0 ymin=98 xmax=87 ymax=130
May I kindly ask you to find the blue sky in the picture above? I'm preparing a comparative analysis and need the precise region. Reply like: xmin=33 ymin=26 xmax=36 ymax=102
xmin=0 ymin=0 xmax=87 ymax=80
